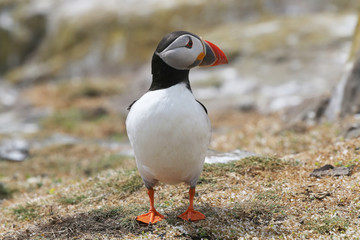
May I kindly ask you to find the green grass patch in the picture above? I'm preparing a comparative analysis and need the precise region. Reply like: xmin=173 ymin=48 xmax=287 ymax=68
xmin=84 ymin=154 xmax=128 ymax=176
xmin=100 ymin=173 xmax=144 ymax=199
xmin=13 ymin=204 xmax=39 ymax=221
xmin=0 ymin=183 xmax=15 ymax=199
xmin=197 ymin=175 xmax=217 ymax=185
xmin=42 ymin=108 xmax=83 ymax=132
xmin=255 ymin=190 xmax=281 ymax=201
xmin=43 ymin=107 xmax=109 ymax=130
xmin=41 ymin=107 xmax=125 ymax=139
xmin=58 ymin=194 xmax=87 ymax=205
xmin=24 ymin=145 xmax=134 ymax=180
xmin=119 ymin=175 xmax=143 ymax=194
xmin=203 ymin=156 xmax=287 ymax=177
xmin=305 ymin=215 xmax=349 ymax=234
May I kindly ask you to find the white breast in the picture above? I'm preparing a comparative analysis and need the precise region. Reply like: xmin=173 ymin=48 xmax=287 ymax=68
xmin=126 ymin=83 xmax=211 ymax=187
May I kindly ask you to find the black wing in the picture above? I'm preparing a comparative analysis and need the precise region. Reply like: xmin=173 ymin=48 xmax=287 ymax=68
xmin=196 ymin=100 xmax=208 ymax=114
xmin=127 ymin=100 xmax=137 ymax=111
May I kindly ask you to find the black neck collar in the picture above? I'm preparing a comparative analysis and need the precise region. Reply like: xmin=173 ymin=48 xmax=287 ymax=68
xmin=149 ymin=53 xmax=192 ymax=91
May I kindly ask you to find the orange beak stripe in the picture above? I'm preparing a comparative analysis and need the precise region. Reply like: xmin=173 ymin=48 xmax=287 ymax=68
xmin=204 ymin=40 xmax=228 ymax=66
xmin=197 ymin=52 xmax=205 ymax=61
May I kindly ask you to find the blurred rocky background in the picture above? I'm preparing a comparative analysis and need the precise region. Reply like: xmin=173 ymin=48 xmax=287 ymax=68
xmin=0 ymin=0 xmax=359 ymax=158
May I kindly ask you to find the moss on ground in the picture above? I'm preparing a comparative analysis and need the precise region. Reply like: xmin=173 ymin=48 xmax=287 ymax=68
xmin=0 ymin=183 xmax=15 ymax=200
xmin=58 ymin=194 xmax=87 ymax=205
xmin=13 ymin=204 xmax=40 ymax=221
xmin=305 ymin=215 xmax=349 ymax=235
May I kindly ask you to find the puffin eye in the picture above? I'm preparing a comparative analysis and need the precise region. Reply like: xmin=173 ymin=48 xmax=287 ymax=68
xmin=185 ymin=38 xmax=193 ymax=49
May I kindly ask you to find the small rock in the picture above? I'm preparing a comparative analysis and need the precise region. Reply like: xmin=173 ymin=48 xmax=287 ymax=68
xmin=237 ymin=101 xmax=256 ymax=112
xmin=0 ymin=139 xmax=29 ymax=161
xmin=310 ymin=164 xmax=351 ymax=178
xmin=344 ymin=124 xmax=360 ymax=139
xmin=313 ymin=192 xmax=331 ymax=200
xmin=282 ymin=96 xmax=330 ymax=127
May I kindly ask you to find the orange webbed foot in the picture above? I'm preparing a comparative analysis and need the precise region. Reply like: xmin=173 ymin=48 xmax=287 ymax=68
xmin=136 ymin=209 xmax=165 ymax=224
xmin=178 ymin=208 xmax=205 ymax=221
xmin=178 ymin=187 xmax=205 ymax=221
xmin=137 ymin=188 xmax=165 ymax=224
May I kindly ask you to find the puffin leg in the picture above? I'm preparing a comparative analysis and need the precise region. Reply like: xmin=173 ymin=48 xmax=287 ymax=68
xmin=178 ymin=187 xmax=205 ymax=221
xmin=136 ymin=188 xmax=165 ymax=224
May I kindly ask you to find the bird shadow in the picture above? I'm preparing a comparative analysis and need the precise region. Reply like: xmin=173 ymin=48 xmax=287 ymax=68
xmin=4 ymin=204 xmax=217 ymax=239
xmin=4 ymin=201 xmax=284 ymax=239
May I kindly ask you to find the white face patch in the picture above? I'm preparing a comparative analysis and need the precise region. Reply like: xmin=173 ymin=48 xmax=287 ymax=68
xmin=157 ymin=34 xmax=205 ymax=70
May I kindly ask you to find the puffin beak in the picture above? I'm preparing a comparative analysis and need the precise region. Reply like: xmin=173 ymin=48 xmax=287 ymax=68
xmin=199 ymin=40 xmax=228 ymax=67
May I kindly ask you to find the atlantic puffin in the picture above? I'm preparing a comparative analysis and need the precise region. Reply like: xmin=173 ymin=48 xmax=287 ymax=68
xmin=126 ymin=31 xmax=227 ymax=224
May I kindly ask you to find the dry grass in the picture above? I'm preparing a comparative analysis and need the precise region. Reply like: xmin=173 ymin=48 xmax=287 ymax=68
xmin=1 ymin=141 xmax=359 ymax=239
xmin=209 ymin=110 xmax=341 ymax=156
xmin=24 ymin=79 xmax=127 ymax=139
xmin=1 ymin=82 xmax=360 ymax=238
xmin=24 ymin=78 xmax=125 ymax=109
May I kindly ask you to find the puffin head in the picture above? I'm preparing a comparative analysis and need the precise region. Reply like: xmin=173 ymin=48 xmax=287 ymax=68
xmin=149 ymin=31 xmax=227 ymax=91
xmin=154 ymin=31 xmax=228 ymax=70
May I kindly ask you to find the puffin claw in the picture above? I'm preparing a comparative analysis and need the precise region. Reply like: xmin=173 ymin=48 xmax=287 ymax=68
xmin=178 ymin=208 xmax=205 ymax=222
xmin=136 ymin=209 xmax=165 ymax=224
